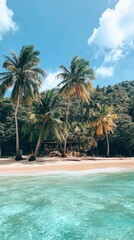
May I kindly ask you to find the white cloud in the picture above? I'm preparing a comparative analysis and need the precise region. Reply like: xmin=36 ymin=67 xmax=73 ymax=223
xmin=88 ymin=0 xmax=134 ymax=62
xmin=40 ymin=70 xmax=61 ymax=92
xmin=95 ymin=66 xmax=114 ymax=77
xmin=0 ymin=0 xmax=18 ymax=40
xmin=104 ymin=48 xmax=124 ymax=63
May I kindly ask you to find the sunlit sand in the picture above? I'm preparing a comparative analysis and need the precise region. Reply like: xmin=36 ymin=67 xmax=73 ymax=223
xmin=0 ymin=157 xmax=134 ymax=175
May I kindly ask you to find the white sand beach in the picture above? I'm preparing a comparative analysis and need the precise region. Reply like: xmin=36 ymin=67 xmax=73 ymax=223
xmin=0 ymin=157 xmax=134 ymax=174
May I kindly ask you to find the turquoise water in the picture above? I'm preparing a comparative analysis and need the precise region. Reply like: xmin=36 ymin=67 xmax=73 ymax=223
xmin=0 ymin=172 xmax=134 ymax=240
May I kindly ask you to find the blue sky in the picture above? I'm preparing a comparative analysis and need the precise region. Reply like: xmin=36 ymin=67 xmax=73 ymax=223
xmin=0 ymin=0 xmax=134 ymax=91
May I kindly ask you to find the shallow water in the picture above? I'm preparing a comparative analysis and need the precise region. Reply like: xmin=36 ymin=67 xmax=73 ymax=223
xmin=0 ymin=172 xmax=134 ymax=240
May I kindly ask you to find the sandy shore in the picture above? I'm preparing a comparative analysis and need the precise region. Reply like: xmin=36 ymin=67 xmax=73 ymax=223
xmin=0 ymin=157 xmax=134 ymax=174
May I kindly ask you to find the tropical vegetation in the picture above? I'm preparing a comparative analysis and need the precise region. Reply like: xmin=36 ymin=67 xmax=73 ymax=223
xmin=89 ymin=105 xmax=117 ymax=157
xmin=0 ymin=45 xmax=46 ymax=159
xmin=56 ymin=56 xmax=95 ymax=155
xmin=0 ymin=45 xmax=134 ymax=158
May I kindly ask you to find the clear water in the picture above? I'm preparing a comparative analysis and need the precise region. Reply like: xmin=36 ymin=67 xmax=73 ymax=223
xmin=0 ymin=172 xmax=134 ymax=240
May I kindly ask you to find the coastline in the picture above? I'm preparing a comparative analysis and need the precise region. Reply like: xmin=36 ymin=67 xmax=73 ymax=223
xmin=0 ymin=157 xmax=134 ymax=175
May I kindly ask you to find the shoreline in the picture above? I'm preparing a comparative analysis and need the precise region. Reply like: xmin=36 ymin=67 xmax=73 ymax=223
xmin=0 ymin=157 xmax=134 ymax=175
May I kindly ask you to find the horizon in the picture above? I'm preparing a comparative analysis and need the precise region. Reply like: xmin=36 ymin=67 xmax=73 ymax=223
xmin=0 ymin=0 xmax=134 ymax=91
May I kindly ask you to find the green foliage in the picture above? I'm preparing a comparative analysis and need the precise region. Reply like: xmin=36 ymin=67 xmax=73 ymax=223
xmin=57 ymin=56 xmax=95 ymax=103
xmin=0 ymin=45 xmax=46 ymax=101
xmin=0 ymin=99 xmax=15 ymax=142
xmin=69 ymin=122 xmax=96 ymax=151
xmin=0 ymin=99 xmax=16 ymax=155
xmin=24 ymin=89 xmax=68 ymax=150
xmin=110 ymin=115 xmax=134 ymax=156
xmin=90 ymin=80 xmax=134 ymax=156
xmin=0 ymin=45 xmax=46 ymax=157
xmin=0 ymin=46 xmax=133 ymax=157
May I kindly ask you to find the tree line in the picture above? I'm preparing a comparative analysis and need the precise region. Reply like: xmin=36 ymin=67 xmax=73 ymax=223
xmin=0 ymin=45 xmax=134 ymax=159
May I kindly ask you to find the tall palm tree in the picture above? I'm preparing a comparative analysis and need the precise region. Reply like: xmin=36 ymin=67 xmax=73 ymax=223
xmin=56 ymin=56 xmax=96 ymax=154
xmin=28 ymin=89 xmax=68 ymax=160
xmin=57 ymin=56 xmax=95 ymax=103
xmin=0 ymin=45 xmax=46 ymax=159
xmin=89 ymin=105 xmax=117 ymax=157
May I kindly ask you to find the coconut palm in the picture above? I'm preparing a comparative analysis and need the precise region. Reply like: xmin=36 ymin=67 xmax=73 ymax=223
xmin=70 ymin=122 xmax=97 ymax=152
xmin=28 ymin=89 xmax=68 ymax=160
xmin=57 ymin=56 xmax=95 ymax=103
xmin=89 ymin=105 xmax=117 ymax=157
xmin=56 ymin=56 xmax=96 ymax=154
xmin=0 ymin=45 xmax=46 ymax=159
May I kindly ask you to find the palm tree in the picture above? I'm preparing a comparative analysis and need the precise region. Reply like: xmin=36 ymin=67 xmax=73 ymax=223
xmin=0 ymin=45 xmax=46 ymax=159
xmin=56 ymin=56 xmax=96 ymax=154
xmin=70 ymin=122 xmax=97 ymax=152
xmin=89 ymin=105 xmax=117 ymax=157
xmin=57 ymin=56 xmax=95 ymax=103
xmin=28 ymin=89 xmax=68 ymax=160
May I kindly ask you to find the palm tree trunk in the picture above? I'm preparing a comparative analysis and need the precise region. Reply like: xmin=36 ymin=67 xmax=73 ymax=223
xmin=34 ymin=125 xmax=44 ymax=156
xmin=15 ymin=95 xmax=20 ymax=156
xmin=105 ymin=132 xmax=109 ymax=157
xmin=63 ymin=138 xmax=67 ymax=155
xmin=63 ymin=101 xmax=70 ymax=155
xmin=29 ymin=120 xmax=45 ymax=160
xmin=0 ymin=142 xmax=2 ymax=158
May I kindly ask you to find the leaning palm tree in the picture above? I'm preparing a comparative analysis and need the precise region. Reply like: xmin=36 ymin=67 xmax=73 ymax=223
xmin=0 ymin=45 xmax=46 ymax=159
xmin=28 ymin=89 xmax=68 ymax=160
xmin=56 ymin=56 xmax=96 ymax=154
xmin=89 ymin=105 xmax=117 ymax=157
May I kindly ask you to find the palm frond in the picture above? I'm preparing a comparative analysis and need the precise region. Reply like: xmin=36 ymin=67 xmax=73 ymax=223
xmin=0 ymin=76 xmax=14 ymax=97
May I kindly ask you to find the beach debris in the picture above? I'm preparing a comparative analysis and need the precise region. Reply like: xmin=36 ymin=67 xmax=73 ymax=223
xmin=47 ymin=151 xmax=62 ymax=157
